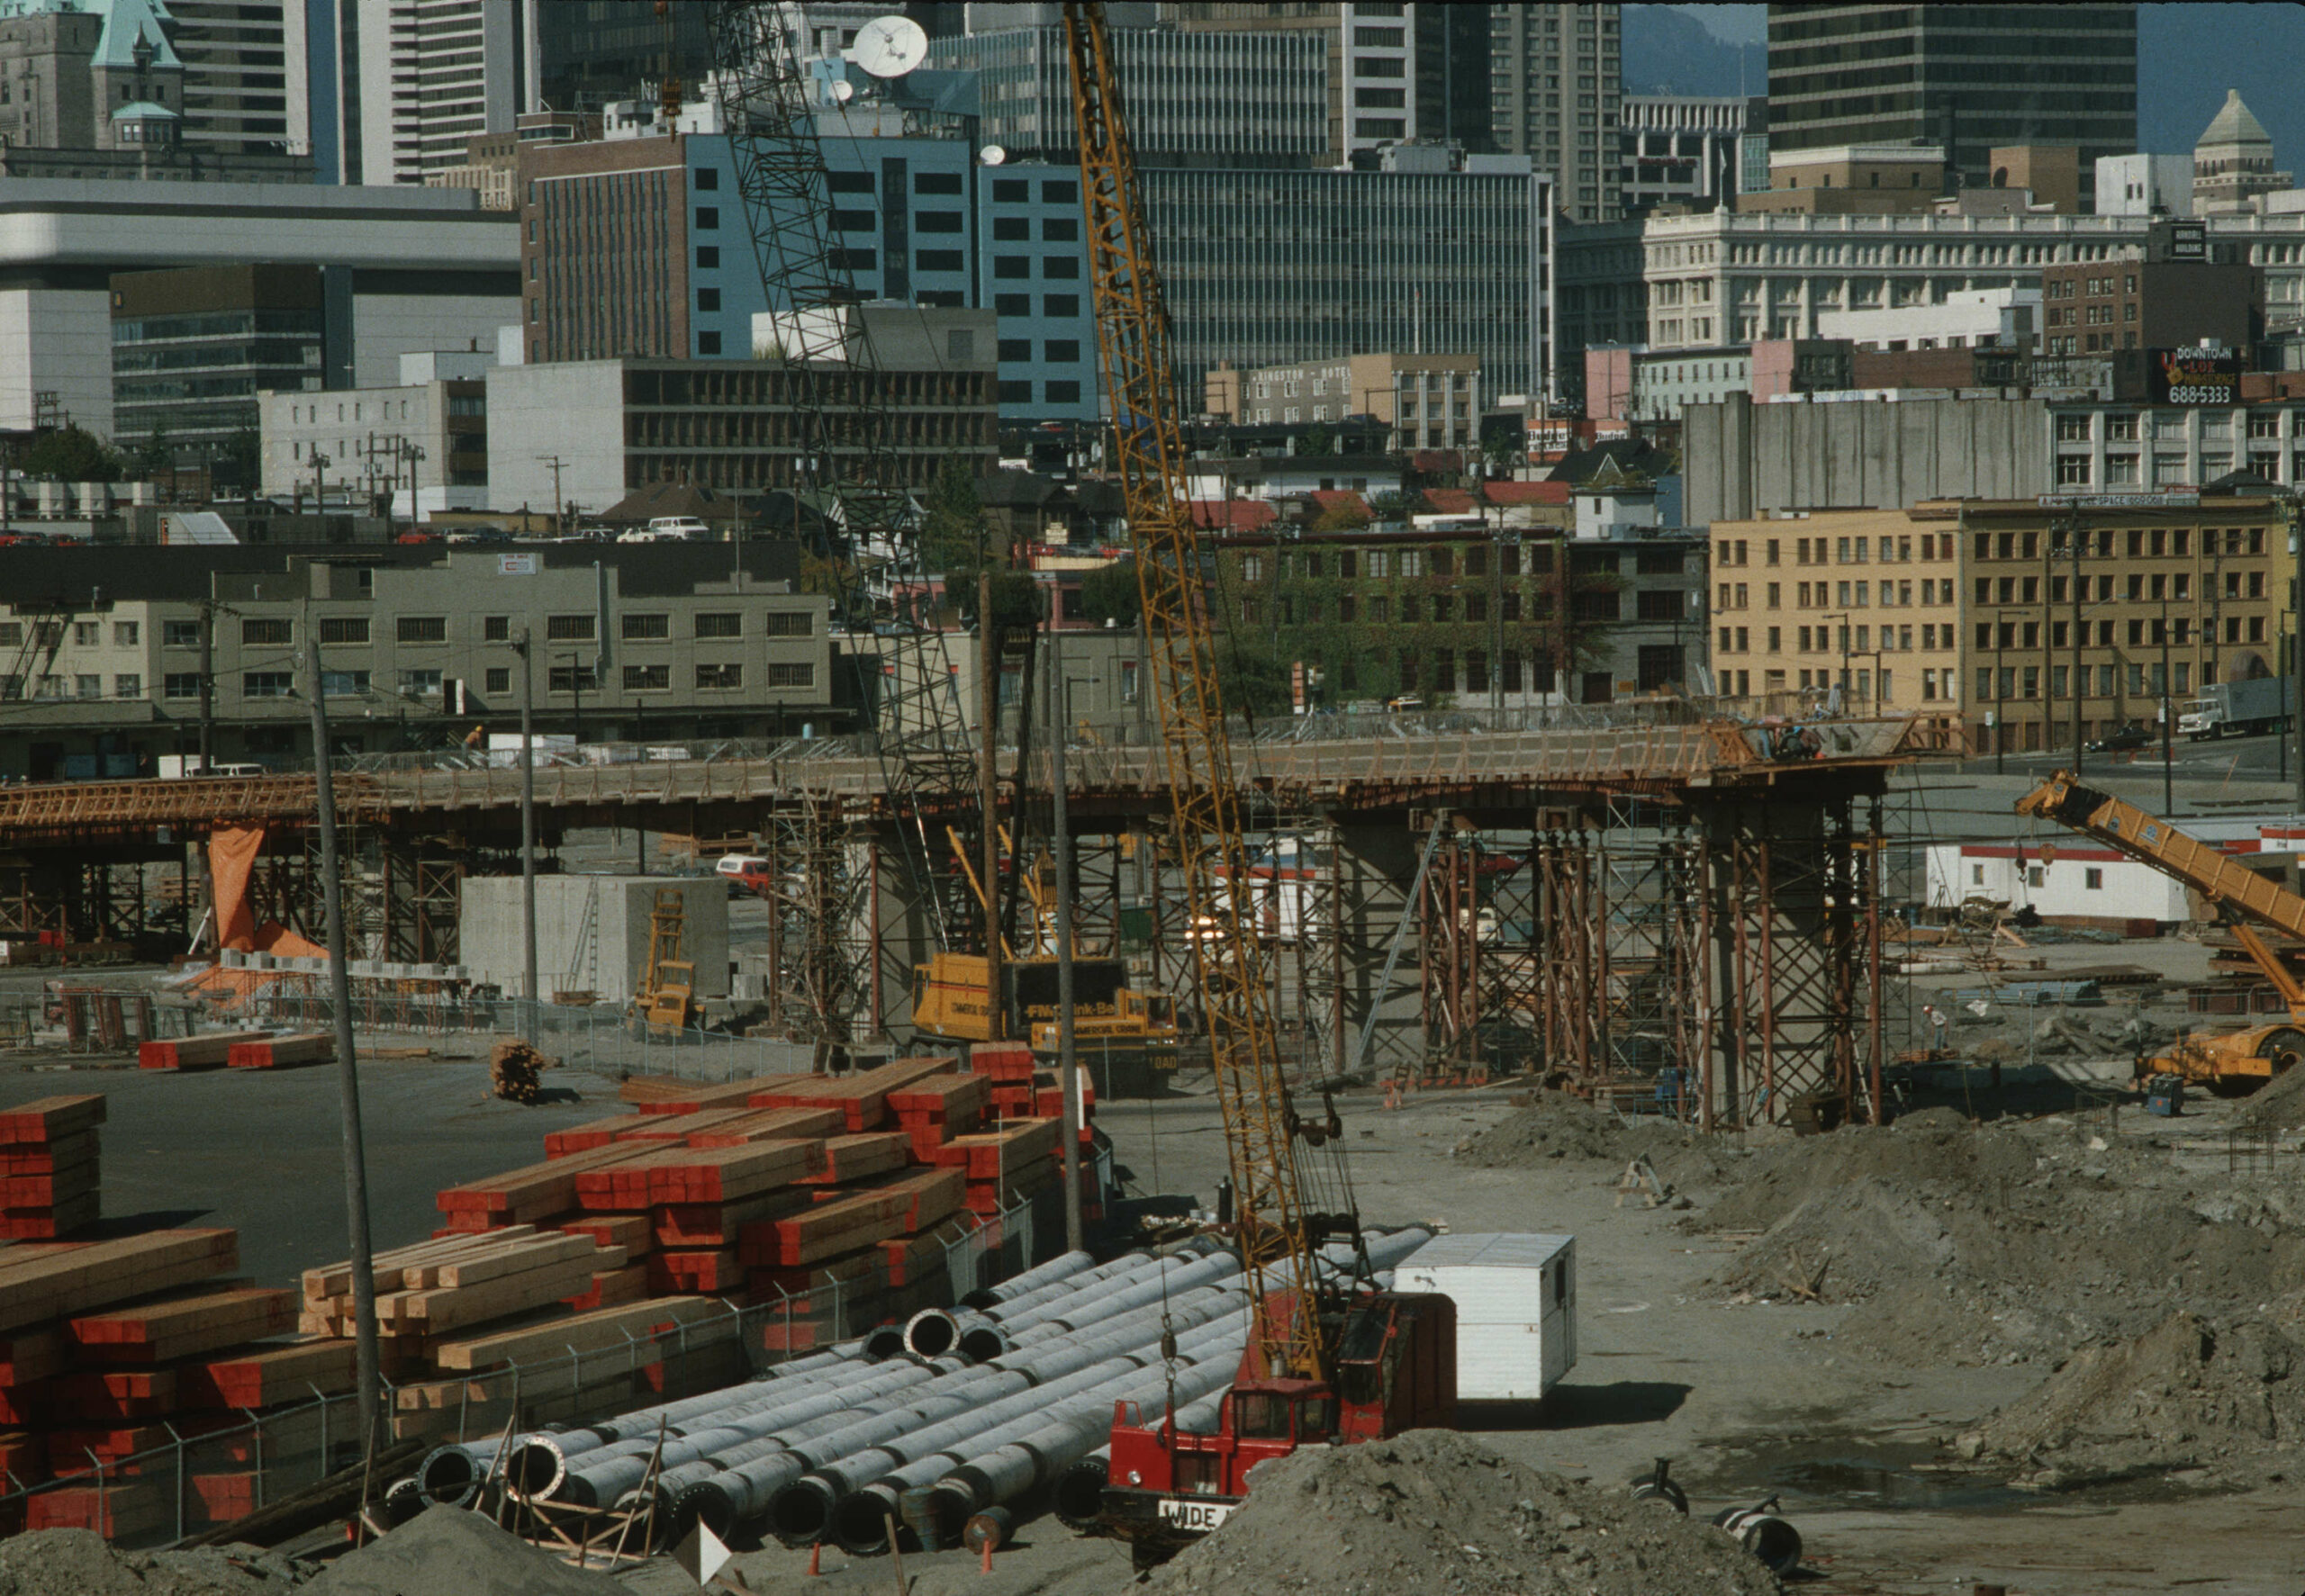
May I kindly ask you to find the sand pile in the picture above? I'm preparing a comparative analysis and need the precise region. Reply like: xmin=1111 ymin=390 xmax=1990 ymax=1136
xmin=1957 ymin=1308 xmax=2305 ymax=1488
xmin=305 ymin=1506 xmax=627 ymax=1596
xmin=1147 ymin=1429 xmax=1784 ymax=1596
xmin=1698 ymin=1120 xmax=2305 ymax=1367
xmin=0 ymin=1531 xmax=309 ymax=1595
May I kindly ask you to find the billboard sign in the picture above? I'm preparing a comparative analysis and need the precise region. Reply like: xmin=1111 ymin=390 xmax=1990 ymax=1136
xmin=2148 ymin=347 xmax=2242 ymax=406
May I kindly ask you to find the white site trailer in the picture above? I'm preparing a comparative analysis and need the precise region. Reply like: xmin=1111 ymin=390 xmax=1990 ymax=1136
xmin=1395 ymin=1231 xmax=1577 ymax=1402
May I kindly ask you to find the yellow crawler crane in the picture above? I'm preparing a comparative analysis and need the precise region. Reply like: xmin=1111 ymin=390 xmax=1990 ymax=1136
xmin=2016 ymin=771 xmax=2305 ymax=1092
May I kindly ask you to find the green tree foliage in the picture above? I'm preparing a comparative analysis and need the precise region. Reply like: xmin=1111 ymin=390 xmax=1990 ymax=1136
xmin=21 ymin=425 xmax=119 ymax=483
xmin=1297 ymin=423 xmax=1336 ymax=458
xmin=1079 ymin=557 xmax=1143 ymax=627
xmin=212 ymin=428 xmax=259 ymax=491
xmin=918 ymin=457 xmax=988 ymax=580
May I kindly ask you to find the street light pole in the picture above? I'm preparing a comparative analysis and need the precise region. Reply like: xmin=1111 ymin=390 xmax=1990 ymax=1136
xmin=2162 ymin=595 xmax=2174 ymax=816
xmin=517 ymin=627 xmax=538 ymax=1043
xmin=2065 ymin=517 xmax=2086 ymax=775
xmin=1044 ymin=620 xmax=1081 ymax=1253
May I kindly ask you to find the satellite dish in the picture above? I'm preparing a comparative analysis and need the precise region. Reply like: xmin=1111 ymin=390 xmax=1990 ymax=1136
xmin=830 ymin=78 xmax=854 ymax=104
xmin=853 ymin=14 xmax=927 ymax=78
xmin=979 ymin=144 xmax=1008 ymax=167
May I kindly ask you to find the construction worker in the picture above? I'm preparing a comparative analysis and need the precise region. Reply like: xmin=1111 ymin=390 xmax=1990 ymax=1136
xmin=463 ymin=723 xmax=486 ymax=749
xmin=1921 ymin=1002 xmax=1950 ymax=1055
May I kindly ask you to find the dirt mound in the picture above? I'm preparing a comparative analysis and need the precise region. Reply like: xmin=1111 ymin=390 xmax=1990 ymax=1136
xmin=305 ymin=1506 xmax=626 ymax=1596
xmin=1147 ymin=1429 xmax=1784 ymax=1596
xmin=2237 ymin=1065 xmax=2305 ymax=1129
xmin=0 ymin=1531 xmax=309 ymax=1595
xmin=1698 ymin=1121 xmax=2305 ymax=1368
xmin=1455 ymin=1091 xmax=1725 ymax=1190
xmin=1957 ymin=1309 xmax=2305 ymax=1487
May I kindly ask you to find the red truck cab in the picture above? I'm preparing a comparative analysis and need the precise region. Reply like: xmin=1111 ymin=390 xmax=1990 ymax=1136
xmin=1098 ymin=1291 xmax=1454 ymax=1564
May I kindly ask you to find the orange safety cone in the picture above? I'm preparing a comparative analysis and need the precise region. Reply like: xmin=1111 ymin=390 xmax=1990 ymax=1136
xmin=806 ymin=1541 xmax=822 ymax=1577
xmin=981 ymin=1537 xmax=994 ymax=1575
xmin=1383 ymin=1079 xmax=1401 ymax=1111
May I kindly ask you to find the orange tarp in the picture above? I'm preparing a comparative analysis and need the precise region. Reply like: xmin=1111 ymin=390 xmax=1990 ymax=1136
xmin=208 ymin=826 xmax=264 ymax=952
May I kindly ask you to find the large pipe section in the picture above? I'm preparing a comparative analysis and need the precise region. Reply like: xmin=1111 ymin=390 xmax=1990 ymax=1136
xmin=530 ymin=1357 xmax=962 ymax=1507
xmin=911 ymin=1247 xmax=1209 ymax=1360
xmin=777 ymin=1315 xmax=1246 ymax=1550
xmin=830 ymin=1325 xmax=1243 ymax=1555
xmin=958 ymin=1247 xmax=1099 ymax=1310
xmin=972 ymin=1250 xmax=1245 ymax=1360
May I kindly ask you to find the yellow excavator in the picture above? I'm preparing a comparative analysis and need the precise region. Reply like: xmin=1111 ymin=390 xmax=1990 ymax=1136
xmin=2016 ymin=771 xmax=2305 ymax=1092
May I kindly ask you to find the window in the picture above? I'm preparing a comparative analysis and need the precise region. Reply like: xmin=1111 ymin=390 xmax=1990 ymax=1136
xmin=241 ymin=618 xmax=291 ymax=646
xmin=318 ymin=617 xmax=368 ymax=645
xmin=696 ymin=663 xmax=743 ymax=689
xmin=1042 ymin=180 xmax=1078 ymax=204
xmin=1044 ymin=294 xmax=1080 ymax=317
xmin=319 ymin=669 xmax=369 ymax=697
xmin=623 ymin=663 xmax=670 ymax=690
xmin=915 ymin=171 xmax=963 ymax=195
xmin=1042 ymin=256 xmax=1080 ymax=279
xmin=694 ymin=167 xmax=719 ymax=192
xmin=696 ymin=330 xmax=724 ymax=356
xmin=484 ymin=616 xmax=511 ymax=642
xmin=112 ymin=621 xmax=139 ymax=646
xmin=242 ymin=672 xmax=294 ymax=699
xmin=993 ymin=178 xmax=1027 ymax=203
xmin=70 ymin=621 xmax=98 ymax=646
xmin=765 ymin=611 xmax=813 ymax=637
xmin=697 ymin=287 xmax=721 ymax=312
xmin=916 ymin=211 xmax=963 ymax=234
xmin=547 ymin=665 xmax=597 ymax=692
xmin=397 ymin=617 xmax=447 ymax=644
xmin=621 ymin=613 xmax=671 ymax=640
xmin=546 ymin=615 xmax=596 ymax=642
xmin=768 ymin=662 xmax=815 ymax=688
xmin=695 ymin=206 xmax=719 ymax=230
xmin=484 ymin=667 xmax=510 ymax=695
xmin=696 ymin=245 xmax=719 ymax=269
xmin=696 ymin=612 xmax=742 ymax=638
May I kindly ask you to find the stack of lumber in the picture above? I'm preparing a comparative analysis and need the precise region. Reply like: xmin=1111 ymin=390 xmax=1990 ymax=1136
xmin=223 ymin=1033 xmax=331 ymax=1071
xmin=0 ymin=1216 xmax=269 ymax=1536
xmin=0 ymin=1096 xmax=105 ymax=1240
xmin=136 ymin=1032 xmax=267 ymax=1073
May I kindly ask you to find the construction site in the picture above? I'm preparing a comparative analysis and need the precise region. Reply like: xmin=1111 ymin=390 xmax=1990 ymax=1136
xmin=6 ymin=5 xmax=2305 ymax=1596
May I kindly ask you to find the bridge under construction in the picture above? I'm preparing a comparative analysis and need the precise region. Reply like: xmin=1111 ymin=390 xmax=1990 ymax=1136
xmin=0 ymin=708 xmax=1960 ymax=1130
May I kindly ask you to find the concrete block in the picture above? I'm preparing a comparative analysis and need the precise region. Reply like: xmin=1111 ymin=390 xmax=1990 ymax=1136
xmin=457 ymin=875 xmax=730 ymax=1005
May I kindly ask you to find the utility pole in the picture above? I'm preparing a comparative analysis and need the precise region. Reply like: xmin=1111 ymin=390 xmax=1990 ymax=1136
xmin=299 ymin=619 xmax=381 ymax=1469
xmin=517 ymin=627 xmax=538 ymax=1043
xmin=1045 ymin=617 xmax=1081 ymax=1251
xmin=979 ymin=572 xmax=1004 ymax=1041
xmin=2065 ymin=517 xmax=2085 ymax=774
xmin=538 ymin=455 xmax=567 ymax=536
xmin=197 ymin=597 xmax=215 ymax=774
xmin=2162 ymin=594 xmax=2175 ymax=816
xmin=310 ymin=451 xmax=329 ymax=518
xmin=2290 ymin=498 xmax=2305 ymax=816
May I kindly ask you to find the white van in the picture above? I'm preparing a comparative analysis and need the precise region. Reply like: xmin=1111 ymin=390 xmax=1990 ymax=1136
xmin=619 ymin=517 xmax=711 ymax=543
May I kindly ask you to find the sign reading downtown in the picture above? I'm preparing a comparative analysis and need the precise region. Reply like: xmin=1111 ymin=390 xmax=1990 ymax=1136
xmin=2148 ymin=347 xmax=2242 ymax=406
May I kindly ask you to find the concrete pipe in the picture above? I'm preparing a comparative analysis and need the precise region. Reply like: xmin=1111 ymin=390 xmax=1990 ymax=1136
xmin=902 ymin=1307 xmax=963 ymax=1358
xmin=415 ymin=1436 xmax=510 ymax=1507
xmin=959 ymin=1247 xmax=1100 ymax=1309
xmin=863 ymin=1323 xmax=908 ymax=1359
xmin=382 ymin=1475 xmax=426 ymax=1527
xmin=831 ymin=1325 xmax=1246 ymax=1555
xmin=769 ymin=1311 xmax=1251 ymax=1553
xmin=1713 ymin=1500 xmax=1803 ymax=1574
xmin=520 ymin=1357 xmax=941 ymax=1502
xmin=960 ymin=1252 xmax=1243 ymax=1361
xmin=924 ymin=1355 xmax=1238 ymax=1543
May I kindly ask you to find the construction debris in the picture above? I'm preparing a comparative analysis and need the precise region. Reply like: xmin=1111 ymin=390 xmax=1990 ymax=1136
xmin=0 ymin=1528 xmax=312 ymax=1592
xmin=485 ymin=1040 xmax=556 ymax=1105
xmin=1146 ymin=1429 xmax=1785 ymax=1596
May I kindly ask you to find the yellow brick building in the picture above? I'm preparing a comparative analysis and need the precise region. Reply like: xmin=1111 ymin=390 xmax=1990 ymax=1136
xmin=1710 ymin=492 xmax=2297 ymax=753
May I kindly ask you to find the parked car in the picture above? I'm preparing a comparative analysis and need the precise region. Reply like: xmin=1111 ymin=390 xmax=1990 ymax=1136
xmin=2084 ymin=722 xmax=2155 ymax=753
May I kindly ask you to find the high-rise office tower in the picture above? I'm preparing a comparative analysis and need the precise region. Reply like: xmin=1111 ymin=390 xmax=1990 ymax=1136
xmin=1487 ymin=3 xmax=1621 ymax=221
xmin=1164 ymin=3 xmax=1490 ymax=169
xmin=334 ymin=0 xmax=536 ymax=185
xmin=167 ymin=0 xmax=310 ymax=158
xmin=1765 ymin=4 xmax=2137 ymax=209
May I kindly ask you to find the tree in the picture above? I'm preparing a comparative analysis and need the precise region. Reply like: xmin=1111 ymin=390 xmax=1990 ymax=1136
xmin=1312 ymin=499 xmax=1369 ymax=533
xmin=122 ymin=426 xmax=174 ymax=480
xmin=918 ymin=457 xmax=988 ymax=579
xmin=1080 ymin=557 xmax=1143 ymax=627
xmin=21 ymin=425 xmax=118 ymax=483
xmin=212 ymin=428 xmax=259 ymax=491
xmin=1298 ymin=423 xmax=1336 ymax=458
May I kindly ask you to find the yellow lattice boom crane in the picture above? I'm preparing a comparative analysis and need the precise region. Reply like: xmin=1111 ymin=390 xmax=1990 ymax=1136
xmin=2017 ymin=770 xmax=2305 ymax=1091
xmin=1061 ymin=3 xmax=1460 ymax=1564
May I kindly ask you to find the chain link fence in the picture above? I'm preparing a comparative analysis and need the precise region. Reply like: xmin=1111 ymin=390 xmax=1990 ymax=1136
xmin=0 ymin=1192 xmax=1038 ymax=1547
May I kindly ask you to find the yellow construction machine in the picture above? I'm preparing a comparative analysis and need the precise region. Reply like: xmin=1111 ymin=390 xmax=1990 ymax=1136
xmin=629 ymin=887 xmax=700 ymax=1036
xmin=2016 ymin=771 xmax=2305 ymax=1092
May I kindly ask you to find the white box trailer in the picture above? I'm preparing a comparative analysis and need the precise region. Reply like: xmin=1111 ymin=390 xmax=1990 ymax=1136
xmin=1395 ymin=1231 xmax=1577 ymax=1402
